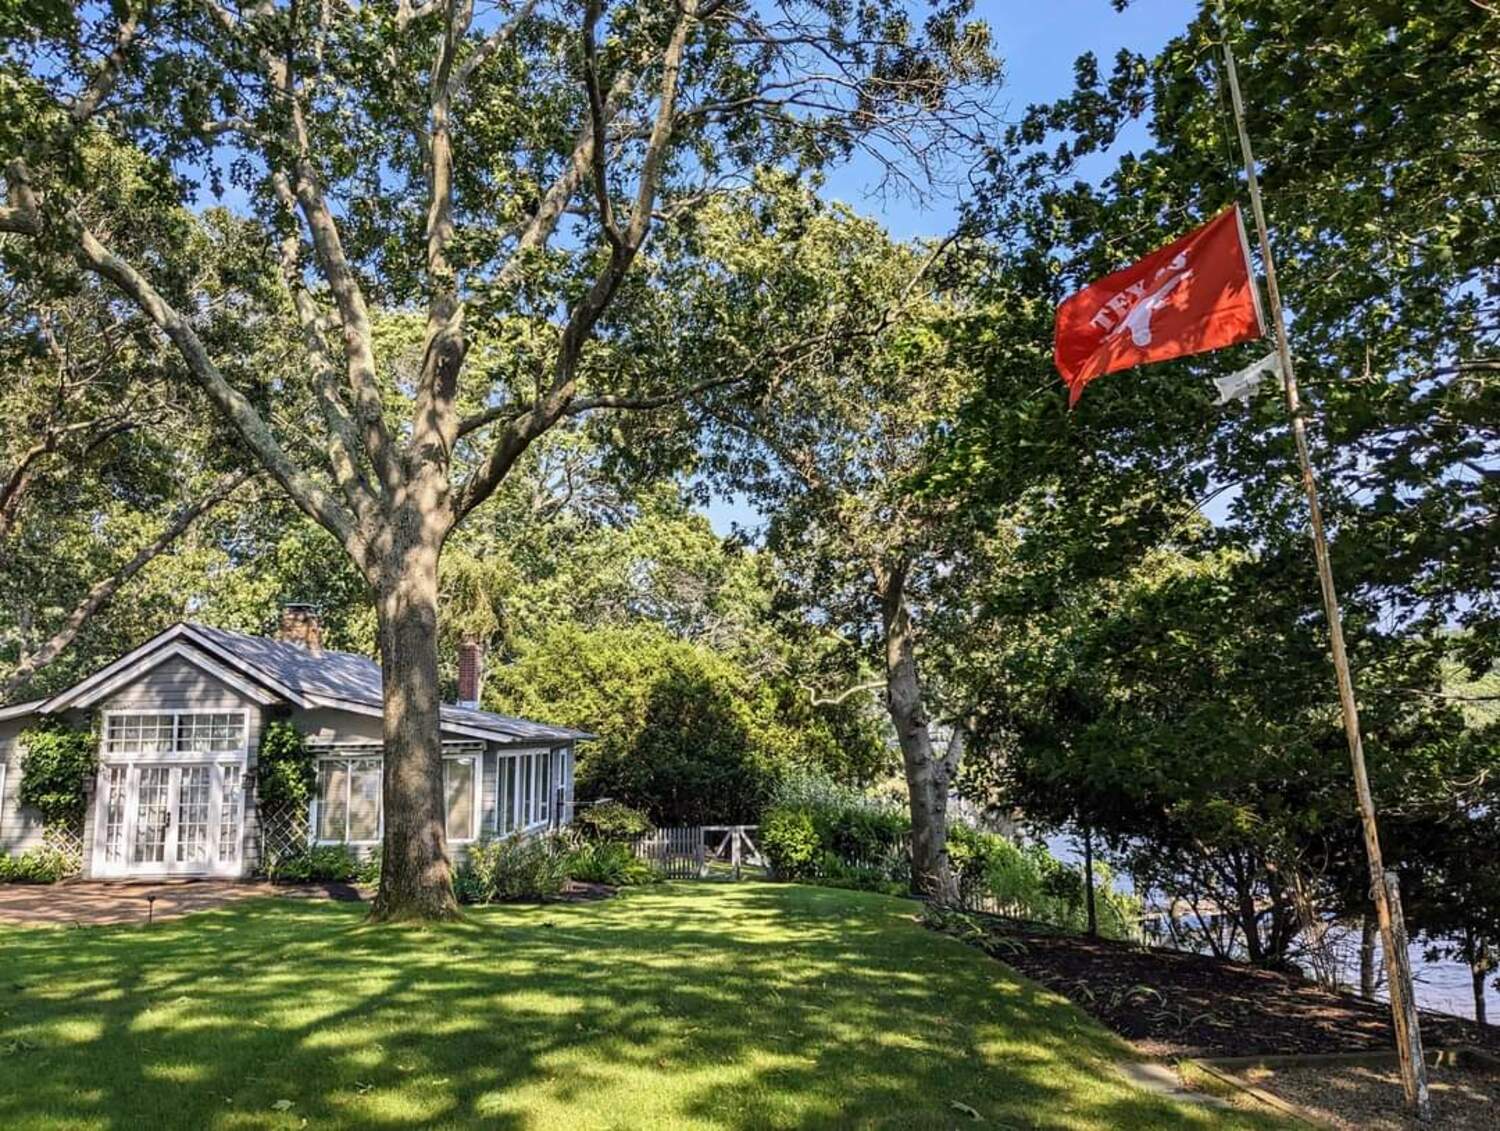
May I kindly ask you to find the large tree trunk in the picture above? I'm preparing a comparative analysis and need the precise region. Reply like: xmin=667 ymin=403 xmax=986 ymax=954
xmin=878 ymin=563 xmax=957 ymax=905
xmin=369 ymin=521 xmax=459 ymax=922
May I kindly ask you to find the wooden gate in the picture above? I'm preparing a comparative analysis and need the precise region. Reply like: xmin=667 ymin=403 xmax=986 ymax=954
xmin=632 ymin=825 xmax=764 ymax=880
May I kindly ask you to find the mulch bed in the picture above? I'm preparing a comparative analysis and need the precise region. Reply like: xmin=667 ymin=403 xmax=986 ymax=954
xmin=1238 ymin=1059 xmax=1500 ymax=1131
xmin=553 ymin=880 xmax=616 ymax=902
xmin=927 ymin=910 xmax=1500 ymax=1060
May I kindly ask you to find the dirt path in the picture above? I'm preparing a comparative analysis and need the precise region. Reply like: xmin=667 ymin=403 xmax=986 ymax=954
xmin=0 ymin=879 xmax=363 ymax=927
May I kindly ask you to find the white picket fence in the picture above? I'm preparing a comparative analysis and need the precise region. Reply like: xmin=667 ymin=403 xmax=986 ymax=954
xmin=632 ymin=825 xmax=765 ymax=880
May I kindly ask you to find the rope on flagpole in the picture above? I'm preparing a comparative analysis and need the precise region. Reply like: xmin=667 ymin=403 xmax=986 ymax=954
xmin=1215 ymin=5 xmax=1433 ymax=1122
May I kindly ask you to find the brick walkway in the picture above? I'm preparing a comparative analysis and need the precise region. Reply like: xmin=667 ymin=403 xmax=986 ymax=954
xmin=0 ymin=879 xmax=363 ymax=927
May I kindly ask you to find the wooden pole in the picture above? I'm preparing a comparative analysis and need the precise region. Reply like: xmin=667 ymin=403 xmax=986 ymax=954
xmin=1218 ymin=24 xmax=1431 ymax=1121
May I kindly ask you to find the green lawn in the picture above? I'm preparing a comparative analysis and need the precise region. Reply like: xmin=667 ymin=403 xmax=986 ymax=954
xmin=0 ymin=882 xmax=1279 ymax=1130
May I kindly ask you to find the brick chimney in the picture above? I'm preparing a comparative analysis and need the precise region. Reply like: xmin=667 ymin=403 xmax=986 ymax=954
xmin=457 ymin=638 xmax=484 ymax=708
xmin=278 ymin=603 xmax=323 ymax=654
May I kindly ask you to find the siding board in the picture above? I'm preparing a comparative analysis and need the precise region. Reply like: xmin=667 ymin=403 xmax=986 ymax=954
xmin=0 ymin=717 xmax=45 ymax=854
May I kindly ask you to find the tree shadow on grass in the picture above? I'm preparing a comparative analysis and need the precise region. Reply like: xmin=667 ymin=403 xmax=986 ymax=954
xmin=0 ymin=882 xmax=1279 ymax=1130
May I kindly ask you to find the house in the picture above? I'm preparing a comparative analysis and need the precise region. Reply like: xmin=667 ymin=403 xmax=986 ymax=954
xmin=0 ymin=606 xmax=588 ymax=880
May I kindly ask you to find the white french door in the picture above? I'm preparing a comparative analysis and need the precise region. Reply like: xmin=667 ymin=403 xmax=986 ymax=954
xmin=94 ymin=762 xmax=245 ymax=877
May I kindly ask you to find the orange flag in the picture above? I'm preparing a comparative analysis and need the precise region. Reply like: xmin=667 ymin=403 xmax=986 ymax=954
xmin=1054 ymin=207 xmax=1266 ymax=406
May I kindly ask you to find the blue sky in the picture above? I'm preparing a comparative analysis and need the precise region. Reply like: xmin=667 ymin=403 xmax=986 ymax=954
xmin=819 ymin=0 xmax=1198 ymax=240
xmin=705 ymin=0 xmax=1201 ymax=535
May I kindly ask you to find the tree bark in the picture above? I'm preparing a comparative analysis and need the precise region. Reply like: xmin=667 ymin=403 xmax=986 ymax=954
xmin=1471 ymin=938 xmax=1492 ymax=1027
xmin=1360 ymin=908 xmax=1378 ymax=999
xmin=877 ymin=562 xmax=957 ymax=904
xmin=1474 ymin=962 xmax=1489 ymax=1027
xmin=368 ymin=513 xmax=459 ymax=922
xmin=1234 ymin=855 xmax=1265 ymax=965
xmin=1082 ymin=823 xmax=1097 ymax=937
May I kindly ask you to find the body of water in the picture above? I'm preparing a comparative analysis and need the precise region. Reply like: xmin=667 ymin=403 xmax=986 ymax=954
xmin=1042 ymin=833 xmax=1497 ymax=1023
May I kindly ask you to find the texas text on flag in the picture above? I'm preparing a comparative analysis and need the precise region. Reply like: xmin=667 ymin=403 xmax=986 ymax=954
xmin=1054 ymin=207 xmax=1267 ymax=406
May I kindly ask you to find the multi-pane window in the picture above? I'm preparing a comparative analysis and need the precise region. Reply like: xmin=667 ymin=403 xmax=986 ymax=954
xmin=546 ymin=750 xmax=558 ymax=822
xmin=495 ymin=749 xmax=567 ymax=834
xmin=175 ymin=765 xmax=213 ymax=863
xmin=316 ymin=757 xmax=381 ymax=843
xmin=104 ymin=714 xmax=176 ymax=754
xmin=497 ymin=756 xmax=517 ymax=835
xmin=104 ymin=712 xmax=246 ymax=755
xmin=348 ymin=760 xmax=381 ymax=842
xmin=101 ymin=766 xmax=128 ymax=863
xmin=315 ymin=753 xmax=477 ymax=843
xmin=218 ymin=765 xmax=243 ymax=863
xmin=177 ymin=712 xmax=247 ymax=753
xmin=132 ymin=767 xmax=171 ymax=863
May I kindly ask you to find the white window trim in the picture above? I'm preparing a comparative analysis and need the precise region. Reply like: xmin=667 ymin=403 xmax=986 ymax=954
xmin=311 ymin=753 xmax=384 ymax=846
xmin=493 ymin=748 xmax=565 ymax=837
xmin=309 ymin=748 xmax=484 ymax=846
xmin=0 ymin=761 xmax=7 ymax=828
xmin=98 ymin=708 xmax=252 ymax=762
xmin=443 ymin=751 xmax=482 ymax=844
xmin=90 ymin=758 xmax=248 ymax=877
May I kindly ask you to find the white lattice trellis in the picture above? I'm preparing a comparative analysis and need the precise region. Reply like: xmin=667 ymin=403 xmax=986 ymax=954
xmin=259 ymin=802 xmax=311 ymax=871
xmin=41 ymin=821 xmax=85 ymax=876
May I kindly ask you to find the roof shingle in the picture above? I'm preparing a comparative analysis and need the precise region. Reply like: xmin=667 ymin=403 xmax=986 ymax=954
xmin=186 ymin=623 xmax=590 ymax=743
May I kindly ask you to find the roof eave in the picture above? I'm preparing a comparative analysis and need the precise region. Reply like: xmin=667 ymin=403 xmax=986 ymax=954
xmin=38 ymin=626 xmax=311 ymax=714
xmin=0 ymin=698 xmax=45 ymax=723
xmin=301 ymin=693 xmax=582 ymax=744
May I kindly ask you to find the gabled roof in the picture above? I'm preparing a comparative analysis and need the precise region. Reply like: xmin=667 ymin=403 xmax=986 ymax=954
xmin=12 ymin=622 xmax=591 ymax=744
xmin=0 ymin=697 xmax=45 ymax=723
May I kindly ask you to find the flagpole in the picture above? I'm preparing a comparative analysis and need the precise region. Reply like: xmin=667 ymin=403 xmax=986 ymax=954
xmin=1218 ymin=21 xmax=1431 ymax=1122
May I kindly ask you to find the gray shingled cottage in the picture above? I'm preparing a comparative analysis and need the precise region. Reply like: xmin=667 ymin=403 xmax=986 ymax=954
xmin=0 ymin=607 xmax=586 ymax=879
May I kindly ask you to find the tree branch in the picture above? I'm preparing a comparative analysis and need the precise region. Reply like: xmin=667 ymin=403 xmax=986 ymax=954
xmin=263 ymin=42 xmax=403 ymax=495
xmin=455 ymin=9 xmax=696 ymax=520
xmin=270 ymin=175 xmax=381 ymax=522
xmin=801 ymin=679 xmax=883 ymax=707
xmin=0 ymin=469 xmax=253 ymax=702
xmin=447 ymin=0 xmax=538 ymax=97
xmin=66 ymin=3 xmax=144 ymax=125
xmin=582 ymin=0 xmax=622 ymax=250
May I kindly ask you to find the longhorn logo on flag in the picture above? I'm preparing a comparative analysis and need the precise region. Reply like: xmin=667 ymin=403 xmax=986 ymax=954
xmin=1054 ymin=207 xmax=1266 ymax=405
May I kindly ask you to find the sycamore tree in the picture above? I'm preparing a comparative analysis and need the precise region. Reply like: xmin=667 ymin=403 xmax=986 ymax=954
xmin=0 ymin=1 xmax=998 ymax=918
xmin=0 ymin=247 xmax=254 ymax=701
xmin=668 ymin=186 xmax=985 ymax=900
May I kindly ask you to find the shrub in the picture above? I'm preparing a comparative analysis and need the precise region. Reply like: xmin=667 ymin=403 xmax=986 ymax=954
xmin=457 ymin=833 xmax=571 ymax=903
xmin=573 ymin=800 xmax=653 ymax=843
xmin=566 ymin=839 xmax=658 ymax=886
xmin=265 ymin=844 xmax=360 ymax=884
xmin=948 ymin=825 xmax=1139 ymax=939
xmin=760 ymin=807 xmax=820 ymax=880
xmin=0 ymin=844 xmax=76 ymax=883
xmin=762 ymin=770 xmax=910 ymax=889
xmin=18 ymin=721 xmax=97 ymax=824
xmin=488 ymin=624 xmax=888 ymax=826
xmin=949 ymin=824 xmax=1044 ymax=914
xmin=256 ymin=720 xmax=316 ymax=811
xmin=354 ymin=845 xmax=382 ymax=886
